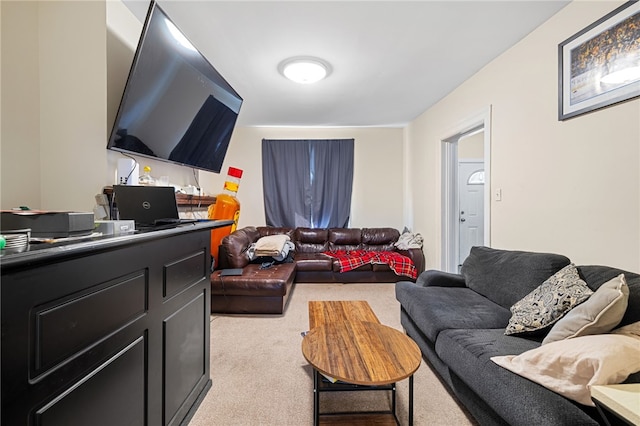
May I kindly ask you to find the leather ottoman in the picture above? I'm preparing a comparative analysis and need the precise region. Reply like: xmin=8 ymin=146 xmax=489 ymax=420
xmin=210 ymin=263 xmax=296 ymax=314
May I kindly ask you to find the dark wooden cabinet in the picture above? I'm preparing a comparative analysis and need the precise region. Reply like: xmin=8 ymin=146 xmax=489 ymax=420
xmin=1 ymin=222 xmax=226 ymax=425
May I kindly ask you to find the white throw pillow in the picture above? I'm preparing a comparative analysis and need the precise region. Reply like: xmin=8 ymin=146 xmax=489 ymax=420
xmin=543 ymin=274 xmax=629 ymax=344
xmin=491 ymin=329 xmax=640 ymax=406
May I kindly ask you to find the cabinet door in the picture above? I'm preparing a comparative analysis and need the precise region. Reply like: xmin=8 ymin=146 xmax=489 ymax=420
xmin=35 ymin=337 xmax=146 ymax=426
xmin=164 ymin=291 xmax=208 ymax=425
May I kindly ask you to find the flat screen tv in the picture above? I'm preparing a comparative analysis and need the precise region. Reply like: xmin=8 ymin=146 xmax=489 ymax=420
xmin=107 ymin=1 xmax=242 ymax=174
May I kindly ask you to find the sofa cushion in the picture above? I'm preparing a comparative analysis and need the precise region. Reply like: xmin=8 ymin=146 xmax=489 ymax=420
xmin=293 ymin=252 xmax=333 ymax=271
xmin=435 ymin=328 xmax=600 ymax=425
xmin=491 ymin=325 xmax=640 ymax=406
xmin=372 ymin=263 xmax=392 ymax=272
xmin=328 ymin=228 xmax=361 ymax=251
xmin=332 ymin=259 xmax=372 ymax=272
xmin=257 ymin=226 xmax=293 ymax=238
xmin=210 ymin=263 xmax=296 ymax=296
xmin=361 ymin=228 xmax=399 ymax=251
xmin=542 ymin=274 xmax=629 ymax=344
xmin=294 ymin=228 xmax=329 ymax=253
xmin=505 ymin=263 xmax=593 ymax=336
xmin=294 ymin=227 xmax=327 ymax=243
xmin=329 ymin=228 xmax=361 ymax=244
xmin=395 ymin=282 xmax=511 ymax=341
xmin=461 ymin=246 xmax=571 ymax=309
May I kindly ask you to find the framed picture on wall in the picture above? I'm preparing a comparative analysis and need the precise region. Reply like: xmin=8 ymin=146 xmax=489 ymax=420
xmin=558 ymin=0 xmax=640 ymax=121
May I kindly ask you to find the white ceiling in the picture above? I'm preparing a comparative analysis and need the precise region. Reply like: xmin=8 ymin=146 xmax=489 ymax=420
xmin=123 ymin=1 xmax=570 ymax=128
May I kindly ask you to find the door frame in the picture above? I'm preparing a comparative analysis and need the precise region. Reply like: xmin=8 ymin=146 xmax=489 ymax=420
xmin=441 ymin=106 xmax=492 ymax=273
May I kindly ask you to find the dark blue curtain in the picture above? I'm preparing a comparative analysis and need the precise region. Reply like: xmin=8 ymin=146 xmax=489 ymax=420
xmin=262 ymin=139 xmax=354 ymax=228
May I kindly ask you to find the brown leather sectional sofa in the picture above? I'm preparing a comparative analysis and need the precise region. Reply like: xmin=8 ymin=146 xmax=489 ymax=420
xmin=218 ymin=226 xmax=425 ymax=281
xmin=210 ymin=226 xmax=425 ymax=314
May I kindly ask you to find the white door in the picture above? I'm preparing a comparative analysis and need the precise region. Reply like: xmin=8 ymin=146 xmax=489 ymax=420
xmin=458 ymin=162 xmax=484 ymax=270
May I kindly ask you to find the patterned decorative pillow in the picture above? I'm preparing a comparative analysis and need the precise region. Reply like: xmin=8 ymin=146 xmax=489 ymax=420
xmin=505 ymin=263 xmax=593 ymax=335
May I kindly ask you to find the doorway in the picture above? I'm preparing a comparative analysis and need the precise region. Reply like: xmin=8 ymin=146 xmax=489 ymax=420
xmin=441 ymin=107 xmax=492 ymax=273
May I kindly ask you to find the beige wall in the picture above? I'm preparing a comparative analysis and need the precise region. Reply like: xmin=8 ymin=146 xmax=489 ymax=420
xmin=458 ymin=132 xmax=484 ymax=160
xmin=2 ymin=1 xmax=109 ymax=212
xmin=1 ymin=1 xmax=41 ymax=210
xmin=206 ymin=126 xmax=406 ymax=230
xmin=407 ymin=0 xmax=640 ymax=272
xmin=39 ymin=1 xmax=109 ymax=210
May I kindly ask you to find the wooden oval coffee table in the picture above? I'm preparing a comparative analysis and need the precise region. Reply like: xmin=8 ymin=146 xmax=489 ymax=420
xmin=302 ymin=304 xmax=421 ymax=426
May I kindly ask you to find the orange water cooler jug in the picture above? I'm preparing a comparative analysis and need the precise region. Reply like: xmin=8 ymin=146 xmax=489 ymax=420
xmin=208 ymin=167 xmax=243 ymax=268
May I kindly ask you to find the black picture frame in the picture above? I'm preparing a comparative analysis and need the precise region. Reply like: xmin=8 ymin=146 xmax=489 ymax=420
xmin=558 ymin=1 xmax=640 ymax=121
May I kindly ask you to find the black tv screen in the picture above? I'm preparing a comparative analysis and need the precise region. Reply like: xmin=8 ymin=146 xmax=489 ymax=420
xmin=107 ymin=1 xmax=242 ymax=174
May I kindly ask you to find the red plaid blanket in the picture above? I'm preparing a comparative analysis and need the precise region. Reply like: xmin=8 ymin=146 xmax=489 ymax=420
xmin=324 ymin=250 xmax=417 ymax=279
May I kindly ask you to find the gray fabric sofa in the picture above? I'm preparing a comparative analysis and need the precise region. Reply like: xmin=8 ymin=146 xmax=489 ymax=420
xmin=396 ymin=246 xmax=640 ymax=426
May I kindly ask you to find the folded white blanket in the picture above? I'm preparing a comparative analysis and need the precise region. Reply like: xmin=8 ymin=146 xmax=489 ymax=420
xmin=254 ymin=234 xmax=290 ymax=256
xmin=247 ymin=234 xmax=294 ymax=261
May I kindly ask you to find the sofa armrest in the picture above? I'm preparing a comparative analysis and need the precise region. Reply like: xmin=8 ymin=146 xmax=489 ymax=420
xmin=415 ymin=269 xmax=466 ymax=288
xmin=217 ymin=244 xmax=231 ymax=269
xmin=396 ymin=248 xmax=425 ymax=275
xmin=217 ymin=226 xmax=260 ymax=269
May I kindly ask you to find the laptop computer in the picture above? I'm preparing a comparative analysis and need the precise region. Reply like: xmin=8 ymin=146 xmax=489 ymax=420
xmin=113 ymin=185 xmax=197 ymax=230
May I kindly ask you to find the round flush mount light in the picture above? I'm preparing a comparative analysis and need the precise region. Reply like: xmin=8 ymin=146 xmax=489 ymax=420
xmin=278 ymin=57 xmax=331 ymax=84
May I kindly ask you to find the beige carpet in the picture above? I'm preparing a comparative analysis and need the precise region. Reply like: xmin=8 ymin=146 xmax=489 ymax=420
xmin=188 ymin=283 xmax=476 ymax=426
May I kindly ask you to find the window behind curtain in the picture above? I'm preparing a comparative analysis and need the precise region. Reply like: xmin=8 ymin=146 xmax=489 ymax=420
xmin=262 ymin=139 xmax=354 ymax=228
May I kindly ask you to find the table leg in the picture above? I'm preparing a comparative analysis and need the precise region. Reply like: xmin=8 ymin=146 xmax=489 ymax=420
xmin=392 ymin=382 xmax=397 ymax=419
xmin=313 ymin=369 xmax=319 ymax=426
xmin=409 ymin=375 xmax=414 ymax=426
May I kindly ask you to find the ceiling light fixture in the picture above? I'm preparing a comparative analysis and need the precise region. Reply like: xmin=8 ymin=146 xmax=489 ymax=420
xmin=279 ymin=57 xmax=331 ymax=84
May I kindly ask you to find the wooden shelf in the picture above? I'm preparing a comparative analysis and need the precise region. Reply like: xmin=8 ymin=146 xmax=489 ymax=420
xmin=176 ymin=193 xmax=216 ymax=207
